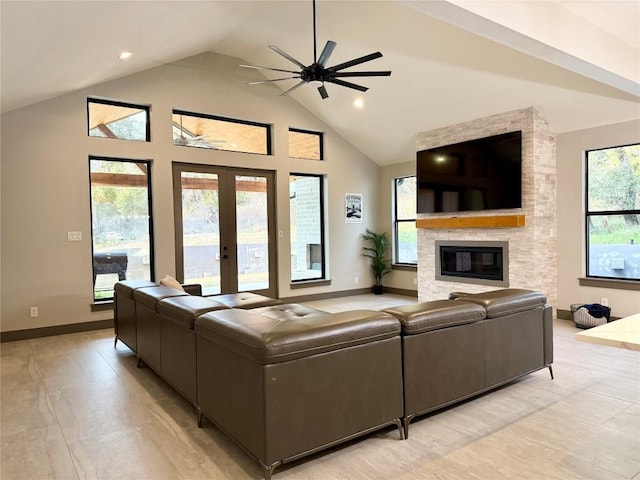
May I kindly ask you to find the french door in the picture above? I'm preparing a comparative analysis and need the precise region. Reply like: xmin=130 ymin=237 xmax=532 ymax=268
xmin=172 ymin=163 xmax=277 ymax=298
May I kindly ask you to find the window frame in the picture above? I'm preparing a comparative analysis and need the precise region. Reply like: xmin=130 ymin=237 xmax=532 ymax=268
xmin=584 ymin=142 xmax=640 ymax=282
xmin=393 ymin=175 xmax=418 ymax=267
xmin=288 ymin=127 xmax=324 ymax=160
xmin=289 ymin=173 xmax=327 ymax=283
xmin=173 ymin=109 xmax=272 ymax=155
xmin=87 ymin=97 xmax=150 ymax=142
xmin=89 ymin=156 xmax=155 ymax=302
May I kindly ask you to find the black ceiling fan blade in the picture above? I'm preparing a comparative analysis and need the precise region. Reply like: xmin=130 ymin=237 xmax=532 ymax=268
xmin=318 ymin=84 xmax=329 ymax=99
xmin=326 ymin=78 xmax=369 ymax=92
xmin=332 ymin=71 xmax=392 ymax=78
xmin=269 ymin=45 xmax=307 ymax=70
xmin=240 ymin=64 xmax=300 ymax=75
xmin=248 ymin=76 xmax=301 ymax=85
xmin=317 ymin=40 xmax=337 ymax=68
xmin=280 ymin=80 xmax=307 ymax=97
xmin=327 ymin=52 xmax=383 ymax=72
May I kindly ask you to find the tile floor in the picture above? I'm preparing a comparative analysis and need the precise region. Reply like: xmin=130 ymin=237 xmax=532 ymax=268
xmin=1 ymin=294 xmax=639 ymax=479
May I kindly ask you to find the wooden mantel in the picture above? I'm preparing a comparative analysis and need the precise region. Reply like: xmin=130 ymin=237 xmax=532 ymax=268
xmin=417 ymin=214 xmax=526 ymax=229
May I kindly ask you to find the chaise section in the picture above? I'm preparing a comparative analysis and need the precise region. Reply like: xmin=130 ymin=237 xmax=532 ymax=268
xmin=113 ymin=280 xmax=156 ymax=351
xmin=195 ymin=308 xmax=403 ymax=480
xmin=382 ymin=300 xmax=487 ymax=437
xmin=454 ymin=289 xmax=553 ymax=385
xmin=384 ymin=288 xmax=554 ymax=438
xmin=132 ymin=286 xmax=189 ymax=372
xmin=156 ymin=296 xmax=229 ymax=404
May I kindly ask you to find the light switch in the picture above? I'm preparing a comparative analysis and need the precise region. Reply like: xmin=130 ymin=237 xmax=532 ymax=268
xmin=68 ymin=231 xmax=82 ymax=241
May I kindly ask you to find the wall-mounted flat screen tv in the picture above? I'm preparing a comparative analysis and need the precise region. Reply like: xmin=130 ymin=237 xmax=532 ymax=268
xmin=417 ymin=131 xmax=522 ymax=213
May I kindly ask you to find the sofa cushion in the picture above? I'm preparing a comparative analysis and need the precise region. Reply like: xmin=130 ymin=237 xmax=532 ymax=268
xmin=382 ymin=300 xmax=486 ymax=335
xmin=114 ymin=280 xmax=156 ymax=299
xmin=195 ymin=309 xmax=400 ymax=364
xmin=455 ymin=289 xmax=546 ymax=318
xmin=133 ymin=286 xmax=189 ymax=312
xmin=158 ymin=296 xmax=229 ymax=329
xmin=209 ymin=292 xmax=282 ymax=309
xmin=250 ymin=303 xmax=327 ymax=320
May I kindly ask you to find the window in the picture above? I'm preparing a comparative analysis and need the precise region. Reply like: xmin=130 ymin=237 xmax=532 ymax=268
xmin=586 ymin=144 xmax=640 ymax=280
xmin=394 ymin=176 xmax=417 ymax=265
xmin=290 ymin=174 xmax=326 ymax=281
xmin=172 ymin=110 xmax=271 ymax=154
xmin=289 ymin=128 xmax=323 ymax=160
xmin=87 ymin=98 xmax=150 ymax=141
xmin=89 ymin=157 xmax=154 ymax=300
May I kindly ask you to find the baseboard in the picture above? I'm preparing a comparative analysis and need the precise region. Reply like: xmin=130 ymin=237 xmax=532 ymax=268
xmin=1 ymin=319 xmax=113 ymax=343
xmin=384 ymin=287 xmax=418 ymax=297
xmin=557 ymin=308 xmax=620 ymax=322
xmin=279 ymin=287 xmax=417 ymax=303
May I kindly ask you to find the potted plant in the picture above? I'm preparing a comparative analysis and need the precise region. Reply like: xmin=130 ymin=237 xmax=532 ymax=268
xmin=361 ymin=229 xmax=392 ymax=294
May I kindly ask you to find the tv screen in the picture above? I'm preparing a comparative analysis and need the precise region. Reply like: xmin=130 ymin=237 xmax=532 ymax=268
xmin=416 ymin=131 xmax=522 ymax=213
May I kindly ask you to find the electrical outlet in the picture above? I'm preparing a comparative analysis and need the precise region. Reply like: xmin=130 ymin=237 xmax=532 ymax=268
xmin=413 ymin=278 xmax=418 ymax=285
xmin=600 ymin=297 xmax=609 ymax=307
xmin=354 ymin=276 xmax=359 ymax=284
xmin=30 ymin=307 xmax=38 ymax=318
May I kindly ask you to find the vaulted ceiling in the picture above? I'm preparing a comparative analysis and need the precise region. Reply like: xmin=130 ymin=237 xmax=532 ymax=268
xmin=2 ymin=1 xmax=638 ymax=165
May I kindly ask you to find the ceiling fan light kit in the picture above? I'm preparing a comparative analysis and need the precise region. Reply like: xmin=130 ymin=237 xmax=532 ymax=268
xmin=241 ymin=0 xmax=391 ymax=99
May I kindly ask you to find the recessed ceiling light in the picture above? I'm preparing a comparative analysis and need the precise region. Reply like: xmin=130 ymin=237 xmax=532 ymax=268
xmin=353 ymin=98 xmax=364 ymax=109
xmin=118 ymin=51 xmax=133 ymax=60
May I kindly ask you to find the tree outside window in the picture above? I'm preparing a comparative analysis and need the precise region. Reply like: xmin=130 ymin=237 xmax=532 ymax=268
xmin=586 ymin=144 xmax=640 ymax=280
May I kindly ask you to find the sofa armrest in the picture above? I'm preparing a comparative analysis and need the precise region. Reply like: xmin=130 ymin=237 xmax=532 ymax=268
xmin=182 ymin=283 xmax=202 ymax=296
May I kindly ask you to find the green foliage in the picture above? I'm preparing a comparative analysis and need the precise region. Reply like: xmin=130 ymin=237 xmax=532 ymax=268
xmin=588 ymin=145 xmax=640 ymax=213
xmin=361 ymin=229 xmax=392 ymax=286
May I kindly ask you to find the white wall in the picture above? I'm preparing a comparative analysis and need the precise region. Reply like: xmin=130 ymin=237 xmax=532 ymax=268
xmin=556 ymin=119 xmax=640 ymax=318
xmin=377 ymin=160 xmax=418 ymax=293
xmin=0 ymin=52 xmax=381 ymax=334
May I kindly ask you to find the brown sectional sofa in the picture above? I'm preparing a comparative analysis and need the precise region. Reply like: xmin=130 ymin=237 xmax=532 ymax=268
xmin=113 ymin=282 xmax=553 ymax=479
xmin=382 ymin=288 xmax=553 ymax=438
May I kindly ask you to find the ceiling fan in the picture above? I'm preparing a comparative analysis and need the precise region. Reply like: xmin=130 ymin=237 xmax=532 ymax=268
xmin=240 ymin=0 xmax=391 ymax=99
xmin=173 ymin=115 xmax=224 ymax=149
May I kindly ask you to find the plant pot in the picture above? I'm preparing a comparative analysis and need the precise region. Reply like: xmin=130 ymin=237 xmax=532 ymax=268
xmin=372 ymin=285 xmax=384 ymax=295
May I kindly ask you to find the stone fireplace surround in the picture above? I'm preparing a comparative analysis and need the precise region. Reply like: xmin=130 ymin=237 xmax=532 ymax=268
xmin=416 ymin=108 xmax=557 ymax=311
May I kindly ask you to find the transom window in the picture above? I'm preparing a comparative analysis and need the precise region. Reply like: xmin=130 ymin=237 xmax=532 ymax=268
xmin=87 ymin=98 xmax=150 ymax=141
xmin=289 ymin=128 xmax=323 ymax=160
xmin=172 ymin=110 xmax=271 ymax=155
xmin=585 ymin=143 xmax=640 ymax=280
xmin=394 ymin=176 xmax=417 ymax=265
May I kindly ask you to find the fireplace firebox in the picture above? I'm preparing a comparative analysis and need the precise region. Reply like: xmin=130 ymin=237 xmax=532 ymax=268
xmin=435 ymin=240 xmax=509 ymax=287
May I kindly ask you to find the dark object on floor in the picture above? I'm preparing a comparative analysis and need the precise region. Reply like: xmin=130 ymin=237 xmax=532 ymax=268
xmin=571 ymin=303 xmax=611 ymax=329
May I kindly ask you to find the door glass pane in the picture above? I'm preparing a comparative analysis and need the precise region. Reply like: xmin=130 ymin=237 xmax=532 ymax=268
xmin=236 ymin=175 xmax=269 ymax=291
xmin=181 ymin=172 xmax=221 ymax=295
xmin=90 ymin=158 xmax=152 ymax=300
